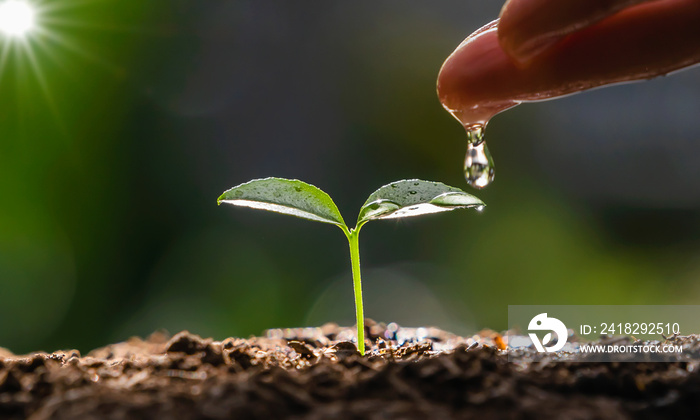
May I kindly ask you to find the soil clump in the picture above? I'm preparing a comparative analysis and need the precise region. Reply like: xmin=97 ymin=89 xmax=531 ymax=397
xmin=1 ymin=320 xmax=699 ymax=419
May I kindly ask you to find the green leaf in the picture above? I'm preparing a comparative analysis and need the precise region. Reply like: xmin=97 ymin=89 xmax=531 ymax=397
xmin=218 ymin=178 xmax=347 ymax=228
xmin=357 ymin=179 xmax=484 ymax=225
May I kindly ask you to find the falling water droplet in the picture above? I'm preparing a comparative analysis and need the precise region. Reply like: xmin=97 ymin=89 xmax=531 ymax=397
xmin=464 ymin=137 xmax=495 ymax=189
xmin=465 ymin=124 xmax=485 ymax=146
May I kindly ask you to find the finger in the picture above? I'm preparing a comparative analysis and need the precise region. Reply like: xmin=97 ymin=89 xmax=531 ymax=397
xmin=499 ymin=0 xmax=654 ymax=63
xmin=437 ymin=0 xmax=700 ymax=128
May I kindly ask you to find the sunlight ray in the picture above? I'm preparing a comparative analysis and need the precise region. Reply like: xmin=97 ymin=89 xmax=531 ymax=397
xmin=31 ymin=34 xmax=79 ymax=83
xmin=40 ymin=17 xmax=154 ymax=35
xmin=13 ymin=40 xmax=26 ymax=132
xmin=20 ymin=36 xmax=67 ymax=134
xmin=34 ymin=0 xmax=107 ymax=14
xmin=0 ymin=36 xmax=12 ymax=83
xmin=34 ymin=26 xmax=121 ymax=76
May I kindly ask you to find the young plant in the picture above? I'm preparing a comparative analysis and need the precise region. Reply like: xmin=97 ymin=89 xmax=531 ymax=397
xmin=217 ymin=178 xmax=485 ymax=355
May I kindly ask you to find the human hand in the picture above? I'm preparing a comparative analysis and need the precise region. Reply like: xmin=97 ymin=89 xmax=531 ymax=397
xmin=437 ymin=0 xmax=700 ymax=128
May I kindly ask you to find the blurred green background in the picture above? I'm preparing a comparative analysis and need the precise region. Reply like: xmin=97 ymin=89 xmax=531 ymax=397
xmin=1 ymin=0 xmax=699 ymax=354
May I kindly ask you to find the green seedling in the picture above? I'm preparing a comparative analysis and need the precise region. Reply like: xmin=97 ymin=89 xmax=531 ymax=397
xmin=217 ymin=178 xmax=485 ymax=355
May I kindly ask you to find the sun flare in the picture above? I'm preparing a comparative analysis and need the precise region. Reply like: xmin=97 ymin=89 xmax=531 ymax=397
xmin=0 ymin=0 xmax=35 ymax=38
xmin=0 ymin=0 xmax=133 ymax=130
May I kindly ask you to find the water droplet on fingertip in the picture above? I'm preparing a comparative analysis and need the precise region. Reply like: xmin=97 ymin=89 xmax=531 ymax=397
xmin=463 ymin=125 xmax=495 ymax=189
xmin=464 ymin=141 xmax=495 ymax=189
xmin=465 ymin=124 xmax=485 ymax=146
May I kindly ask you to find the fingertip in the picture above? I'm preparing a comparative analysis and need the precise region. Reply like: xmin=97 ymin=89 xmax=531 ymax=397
xmin=498 ymin=31 xmax=560 ymax=66
xmin=497 ymin=0 xmax=564 ymax=64
xmin=497 ymin=0 xmax=650 ymax=64
xmin=441 ymin=0 xmax=700 ymax=127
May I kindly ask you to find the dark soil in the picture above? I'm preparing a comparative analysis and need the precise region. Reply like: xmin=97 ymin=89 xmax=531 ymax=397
xmin=1 ymin=320 xmax=700 ymax=419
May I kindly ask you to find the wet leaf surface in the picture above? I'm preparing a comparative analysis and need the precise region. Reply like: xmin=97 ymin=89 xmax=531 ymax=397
xmin=358 ymin=180 xmax=484 ymax=225
xmin=218 ymin=178 xmax=346 ymax=228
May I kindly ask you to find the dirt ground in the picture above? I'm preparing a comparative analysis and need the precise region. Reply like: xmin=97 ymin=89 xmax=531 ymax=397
xmin=1 ymin=320 xmax=699 ymax=419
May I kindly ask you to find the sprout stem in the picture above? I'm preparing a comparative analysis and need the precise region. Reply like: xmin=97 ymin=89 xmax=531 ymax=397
xmin=347 ymin=228 xmax=365 ymax=355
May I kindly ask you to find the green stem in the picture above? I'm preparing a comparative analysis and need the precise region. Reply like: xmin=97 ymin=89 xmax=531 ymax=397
xmin=347 ymin=228 xmax=365 ymax=355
